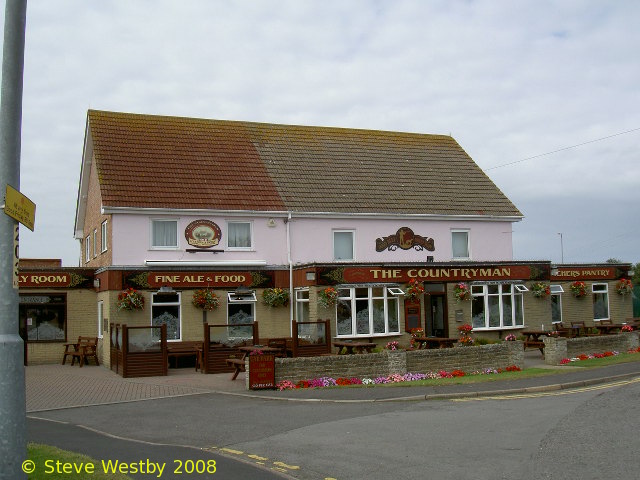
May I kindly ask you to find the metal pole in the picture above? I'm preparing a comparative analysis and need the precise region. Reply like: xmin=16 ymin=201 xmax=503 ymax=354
xmin=557 ymin=232 xmax=564 ymax=264
xmin=0 ymin=1 xmax=27 ymax=478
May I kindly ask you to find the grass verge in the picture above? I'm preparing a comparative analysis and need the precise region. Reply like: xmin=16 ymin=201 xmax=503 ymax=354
xmin=27 ymin=443 xmax=132 ymax=480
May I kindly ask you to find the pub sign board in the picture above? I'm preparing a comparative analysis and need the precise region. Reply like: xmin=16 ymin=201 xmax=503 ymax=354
xmin=248 ymin=354 xmax=276 ymax=390
xmin=184 ymin=219 xmax=222 ymax=249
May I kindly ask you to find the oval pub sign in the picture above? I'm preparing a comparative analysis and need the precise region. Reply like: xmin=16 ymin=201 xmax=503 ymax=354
xmin=184 ymin=220 xmax=222 ymax=249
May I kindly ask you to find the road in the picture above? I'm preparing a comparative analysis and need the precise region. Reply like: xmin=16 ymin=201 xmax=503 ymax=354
xmin=29 ymin=378 xmax=640 ymax=480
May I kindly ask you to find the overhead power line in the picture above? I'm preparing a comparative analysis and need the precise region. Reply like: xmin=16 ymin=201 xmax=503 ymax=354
xmin=486 ymin=127 xmax=640 ymax=170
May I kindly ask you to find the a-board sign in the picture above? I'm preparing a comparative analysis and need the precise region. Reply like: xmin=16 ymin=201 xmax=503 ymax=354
xmin=248 ymin=354 xmax=276 ymax=390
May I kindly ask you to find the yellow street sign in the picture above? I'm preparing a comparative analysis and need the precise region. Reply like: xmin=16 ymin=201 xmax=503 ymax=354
xmin=4 ymin=184 xmax=36 ymax=231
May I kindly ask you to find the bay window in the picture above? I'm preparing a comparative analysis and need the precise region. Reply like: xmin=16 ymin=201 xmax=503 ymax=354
xmin=336 ymin=286 xmax=401 ymax=337
xmin=471 ymin=283 xmax=525 ymax=329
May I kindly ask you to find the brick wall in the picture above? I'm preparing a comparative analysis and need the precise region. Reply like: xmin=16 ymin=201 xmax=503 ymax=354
xmin=271 ymin=341 xmax=524 ymax=384
xmin=543 ymin=332 xmax=639 ymax=365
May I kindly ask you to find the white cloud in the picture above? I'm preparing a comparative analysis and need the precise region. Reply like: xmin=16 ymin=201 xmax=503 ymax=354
xmin=1 ymin=0 xmax=638 ymax=265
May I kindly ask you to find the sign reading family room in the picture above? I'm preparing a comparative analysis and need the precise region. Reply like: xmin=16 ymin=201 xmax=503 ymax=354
xmin=375 ymin=227 xmax=434 ymax=252
xmin=184 ymin=219 xmax=222 ymax=249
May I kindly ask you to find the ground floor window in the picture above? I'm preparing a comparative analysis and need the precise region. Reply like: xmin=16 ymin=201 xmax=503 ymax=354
xmin=295 ymin=288 xmax=309 ymax=322
xmin=550 ymin=285 xmax=564 ymax=324
xmin=592 ymin=283 xmax=609 ymax=320
xmin=97 ymin=300 xmax=104 ymax=338
xmin=336 ymin=286 xmax=401 ymax=337
xmin=19 ymin=294 xmax=67 ymax=341
xmin=471 ymin=283 xmax=525 ymax=329
xmin=227 ymin=291 xmax=256 ymax=339
xmin=151 ymin=292 xmax=181 ymax=340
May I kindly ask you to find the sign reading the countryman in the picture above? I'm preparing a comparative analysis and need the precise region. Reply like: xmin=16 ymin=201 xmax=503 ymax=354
xmin=184 ymin=219 xmax=222 ymax=248
xmin=376 ymin=227 xmax=434 ymax=252
xmin=4 ymin=184 xmax=36 ymax=231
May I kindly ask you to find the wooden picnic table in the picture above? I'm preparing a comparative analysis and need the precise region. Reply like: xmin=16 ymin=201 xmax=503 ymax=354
xmin=521 ymin=330 xmax=551 ymax=354
xmin=593 ymin=323 xmax=625 ymax=335
xmin=333 ymin=340 xmax=376 ymax=355
xmin=226 ymin=345 xmax=281 ymax=380
xmin=412 ymin=336 xmax=458 ymax=349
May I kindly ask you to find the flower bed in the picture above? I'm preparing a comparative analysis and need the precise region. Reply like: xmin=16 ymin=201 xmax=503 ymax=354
xmin=276 ymin=366 xmax=522 ymax=390
xmin=559 ymin=351 xmax=619 ymax=364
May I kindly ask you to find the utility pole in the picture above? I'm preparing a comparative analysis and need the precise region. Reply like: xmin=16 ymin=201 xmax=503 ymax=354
xmin=0 ymin=1 xmax=28 ymax=478
xmin=557 ymin=232 xmax=564 ymax=264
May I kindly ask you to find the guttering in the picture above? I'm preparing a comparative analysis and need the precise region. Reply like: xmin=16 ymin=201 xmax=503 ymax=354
xmin=144 ymin=260 xmax=267 ymax=267
xmin=101 ymin=206 xmax=523 ymax=222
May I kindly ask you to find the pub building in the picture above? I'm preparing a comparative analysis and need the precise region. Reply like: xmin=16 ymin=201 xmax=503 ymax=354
xmin=18 ymin=110 xmax=634 ymax=367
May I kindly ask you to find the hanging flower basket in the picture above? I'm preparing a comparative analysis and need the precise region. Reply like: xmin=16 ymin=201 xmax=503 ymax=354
xmin=457 ymin=323 xmax=474 ymax=346
xmin=192 ymin=288 xmax=220 ymax=311
xmin=531 ymin=282 xmax=551 ymax=298
xmin=117 ymin=287 xmax=145 ymax=311
xmin=570 ymin=281 xmax=588 ymax=298
xmin=616 ymin=278 xmax=633 ymax=296
xmin=404 ymin=279 xmax=424 ymax=302
xmin=454 ymin=282 xmax=471 ymax=301
xmin=318 ymin=287 xmax=339 ymax=308
xmin=262 ymin=288 xmax=289 ymax=307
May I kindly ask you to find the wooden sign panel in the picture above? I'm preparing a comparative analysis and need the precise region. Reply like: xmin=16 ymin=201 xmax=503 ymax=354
xmin=248 ymin=354 xmax=276 ymax=390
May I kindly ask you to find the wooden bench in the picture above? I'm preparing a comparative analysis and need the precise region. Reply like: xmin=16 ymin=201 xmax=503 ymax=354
xmin=62 ymin=336 xmax=99 ymax=367
xmin=225 ymin=358 xmax=246 ymax=380
xmin=167 ymin=341 xmax=203 ymax=370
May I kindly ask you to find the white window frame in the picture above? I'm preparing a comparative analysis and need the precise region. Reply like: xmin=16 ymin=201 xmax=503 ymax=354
xmin=592 ymin=283 xmax=610 ymax=321
xmin=92 ymin=229 xmax=98 ymax=258
xmin=335 ymin=285 xmax=401 ymax=338
xmin=97 ymin=300 xmax=104 ymax=338
xmin=227 ymin=221 xmax=253 ymax=250
xmin=151 ymin=291 xmax=182 ymax=341
xmin=333 ymin=230 xmax=355 ymax=261
xmin=451 ymin=229 xmax=471 ymax=260
xmin=85 ymin=235 xmax=90 ymax=263
xmin=295 ymin=288 xmax=310 ymax=322
xmin=550 ymin=285 xmax=563 ymax=324
xmin=471 ymin=283 xmax=525 ymax=330
xmin=226 ymin=293 xmax=256 ymax=340
xmin=150 ymin=219 xmax=179 ymax=250
xmin=101 ymin=220 xmax=108 ymax=253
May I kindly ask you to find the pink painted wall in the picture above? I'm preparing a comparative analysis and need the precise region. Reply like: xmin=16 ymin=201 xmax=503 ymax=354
xmin=111 ymin=213 xmax=515 ymax=266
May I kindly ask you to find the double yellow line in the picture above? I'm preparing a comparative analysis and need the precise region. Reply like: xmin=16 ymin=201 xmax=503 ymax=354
xmin=452 ymin=376 xmax=640 ymax=402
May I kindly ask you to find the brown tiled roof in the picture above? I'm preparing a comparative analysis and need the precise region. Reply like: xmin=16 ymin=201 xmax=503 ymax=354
xmin=87 ymin=110 xmax=522 ymax=217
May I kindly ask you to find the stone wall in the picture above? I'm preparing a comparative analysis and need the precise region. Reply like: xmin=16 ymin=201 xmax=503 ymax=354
xmin=271 ymin=341 xmax=524 ymax=384
xmin=543 ymin=332 xmax=639 ymax=365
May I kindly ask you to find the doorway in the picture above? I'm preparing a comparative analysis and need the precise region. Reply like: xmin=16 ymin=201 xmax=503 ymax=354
xmin=425 ymin=293 xmax=448 ymax=337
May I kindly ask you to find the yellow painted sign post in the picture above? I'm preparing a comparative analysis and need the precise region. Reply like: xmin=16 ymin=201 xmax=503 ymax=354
xmin=4 ymin=184 xmax=36 ymax=231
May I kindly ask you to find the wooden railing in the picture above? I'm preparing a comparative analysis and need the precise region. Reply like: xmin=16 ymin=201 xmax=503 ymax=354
xmin=202 ymin=322 xmax=259 ymax=374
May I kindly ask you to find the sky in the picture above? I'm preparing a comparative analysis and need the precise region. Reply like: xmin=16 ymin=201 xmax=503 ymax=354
xmin=1 ymin=0 xmax=639 ymax=267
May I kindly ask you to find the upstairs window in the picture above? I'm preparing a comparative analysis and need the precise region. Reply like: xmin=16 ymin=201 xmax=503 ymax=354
xmin=333 ymin=230 xmax=355 ymax=261
xmin=451 ymin=230 xmax=470 ymax=259
xmin=227 ymin=222 xmax=252 ymax=249
xmin=101 ymin=220 xmax=108 ymax=253
xmin=85 ymin=235 xmax=90 ymax=263
xmin=151 ymin=219 xmax=178 ymax=249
